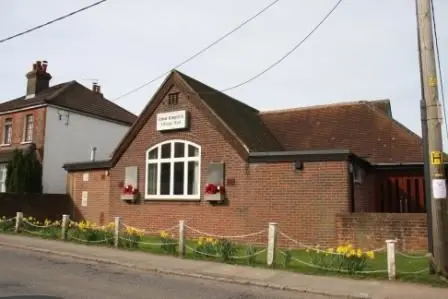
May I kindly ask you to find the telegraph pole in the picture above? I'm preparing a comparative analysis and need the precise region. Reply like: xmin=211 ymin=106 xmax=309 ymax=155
xmin=416 ymin=2 xmax=434 ymax=274
xmin=416 ymin=0 xmax=448 ymax=276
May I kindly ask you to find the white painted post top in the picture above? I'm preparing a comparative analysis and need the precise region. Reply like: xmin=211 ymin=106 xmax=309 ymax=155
xmin=386 ymin=239 xmax=397 ymax=244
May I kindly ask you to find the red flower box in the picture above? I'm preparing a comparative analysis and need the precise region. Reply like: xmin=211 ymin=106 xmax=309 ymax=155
xmin=204 ymin=183 xmax=225 ymax=195
xmin=122 ymin=184 xmax=138 ymax=195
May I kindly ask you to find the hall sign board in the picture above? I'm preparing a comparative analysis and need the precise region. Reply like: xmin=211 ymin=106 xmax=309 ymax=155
xmin=156 ymin=110 xmax=188 ymax=131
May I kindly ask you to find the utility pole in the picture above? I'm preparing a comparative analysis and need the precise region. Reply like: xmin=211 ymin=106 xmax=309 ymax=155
xmin=415 ymin=2 xmax=434 ymax=274
xmin=416 ymin=0 xmax=448 ymax=276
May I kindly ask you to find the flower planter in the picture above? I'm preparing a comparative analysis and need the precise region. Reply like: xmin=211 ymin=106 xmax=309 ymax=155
xmin=204 ymin=193 xmax=224 ymax=202
xmin=120 ymin=193 xmax=138 ymax=202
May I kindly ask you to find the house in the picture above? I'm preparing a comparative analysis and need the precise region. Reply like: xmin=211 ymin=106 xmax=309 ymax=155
xmin=63 ymin=70 xmax=426 ymax=248
xmin=0 ymin=60 xmax=137 ymax=194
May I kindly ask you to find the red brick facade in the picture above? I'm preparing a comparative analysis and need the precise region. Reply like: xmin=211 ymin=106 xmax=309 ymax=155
xmin=336 ymin=213 xmax=428 ymax=251
xmin=65 ymin=71 xmax=428 ymax=250
xmin=0 ymin=107 xmax=46 ymax=150
xmin=67 ymin=85 xmax=355 ymax=247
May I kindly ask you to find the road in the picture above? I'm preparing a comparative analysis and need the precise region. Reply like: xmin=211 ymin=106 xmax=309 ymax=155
xmin=0 ymin=247 xmax=333 ymax=299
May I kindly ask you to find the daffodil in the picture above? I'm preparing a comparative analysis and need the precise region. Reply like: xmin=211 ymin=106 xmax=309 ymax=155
xmin=160 ymin=231 xmax=169 ymax=239
xmin=366 ymin=250 xmax=375 ymax=259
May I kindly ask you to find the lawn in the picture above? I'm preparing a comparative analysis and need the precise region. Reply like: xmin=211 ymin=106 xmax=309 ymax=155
xmin=1 ymin=216 xmax=447 ymax=288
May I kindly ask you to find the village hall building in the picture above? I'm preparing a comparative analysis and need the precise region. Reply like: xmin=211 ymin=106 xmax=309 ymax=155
xmin=63 ymin=70 xmax=425 ymax=247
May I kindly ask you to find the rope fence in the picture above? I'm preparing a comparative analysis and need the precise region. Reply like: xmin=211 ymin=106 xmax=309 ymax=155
xmin=1 ymin=212 xmax=432 ymax=280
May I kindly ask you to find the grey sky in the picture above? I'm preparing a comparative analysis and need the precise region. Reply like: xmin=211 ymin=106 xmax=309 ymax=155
xmin=1 ymin=0 xmax=447 ymax=146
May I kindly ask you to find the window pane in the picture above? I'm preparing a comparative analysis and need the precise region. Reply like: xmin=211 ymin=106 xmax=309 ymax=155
xmin=146 ymin=163 xmax=157 ymax=195
xmin=147 ymin=148 xmax=158 ymax=159
xmin=174 ymin=142 xmax=185 ymax=158
xmin=173 ymin=162 xmax=184 ymax=195
xmin=188 ymin=145 xmax=199 ymax=157
xmin=25 ymin=115 xmax=33 ymax=142
xmin=4 ymin=118 xmax=12 ymax=144
xmin=160 ymin=162 xmax=171 ymax=195
xmin=187 ymin=161 xmax=199 ymax=195
xmin=161 ymin=143 xmax=171 ymax=159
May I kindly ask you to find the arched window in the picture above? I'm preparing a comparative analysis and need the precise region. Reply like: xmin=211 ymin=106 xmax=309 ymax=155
xmin=145 ymin=140 xmax=201 ymax=199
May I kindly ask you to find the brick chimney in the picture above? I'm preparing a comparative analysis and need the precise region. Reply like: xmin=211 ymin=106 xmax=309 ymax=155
xmin=92 ymin=82 xmax=103 ymax=97
xmin=25 ymin=60 xmax=52 ymax=99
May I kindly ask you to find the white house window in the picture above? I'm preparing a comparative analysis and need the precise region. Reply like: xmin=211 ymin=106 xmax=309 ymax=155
xmin=0 ymin=163 xmax=7 ymax=192
xmin=23 ymin=114 xmax=34 ymax=142
xmin=3 ymin=118 xmax=12 ymax=145
xmin=145 ymin=140 xmax=200 ymax=200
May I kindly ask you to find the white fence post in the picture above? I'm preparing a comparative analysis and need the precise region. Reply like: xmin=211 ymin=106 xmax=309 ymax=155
xmin=267 ymin=222 xmax=277 ymax=267
xmin=61 ymin=214 xmax=69 ymax=240
xmin=386 ymin=239 xmax=397 ymax=280
xmin=179 ymin=220 xmax=185 ymax=258
xmin=114 ymin=216 xmax=120 ymax=248
xmin=14 ymin=212 xmax=23 ymax=233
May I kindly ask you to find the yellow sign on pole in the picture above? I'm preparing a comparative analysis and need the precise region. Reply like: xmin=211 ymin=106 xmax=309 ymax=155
xmin=431 ymin=151 xmax=443 ymax=165
xmin=428 ymin=76 xmax=437 ymax=87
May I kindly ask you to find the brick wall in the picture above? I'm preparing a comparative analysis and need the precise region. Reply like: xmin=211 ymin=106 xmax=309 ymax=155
xmin=353 ymin=170 xmax=376 ymax=212
xmin=0 ymin=192 xmax=72 ymax=221
xmin=68 ymin=85 xmax=353 ymax=247
xmin=0 ymin=107 xmax=46 ymax=148
xmin=67 ymin=169 xmax=110 ymax=225
xmin=336 ymin=213 xmax=428 ymax=251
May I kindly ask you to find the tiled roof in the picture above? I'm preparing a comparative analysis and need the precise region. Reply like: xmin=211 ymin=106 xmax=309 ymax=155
xmin=0 ymin=81 xmax=137 ymax=126
xmin=260 ymin=100 xmax=423 ymax=164
xmin=177 ymin=71 xmax=284 ymax=152
xmin=66 ymin=71 xmax=424 ymax=170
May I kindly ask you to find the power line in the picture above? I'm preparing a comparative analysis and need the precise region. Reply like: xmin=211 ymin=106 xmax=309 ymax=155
xmin=430 ymin=0 xmax=447 ymax=142
xmin=114 ymin=0 xmax=283 ymax=101
xmin=0 ymin=0 xmax=108 ymax=44
xmin=217 ymin=0 xmax=344 ymax=94
xmin=185 ymin=0 xmax=343 ymax=96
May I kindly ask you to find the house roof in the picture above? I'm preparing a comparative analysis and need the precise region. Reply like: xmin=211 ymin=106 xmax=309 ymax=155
xmin=0 ymin=81 xmax=137 ymax=126
xmin=177 ymin=71 xmax=284 ymax=152
xmin=64 ymin=71 xmax=424 ymax=171
xmin=260 ymin=100 xmax=423 ymax=164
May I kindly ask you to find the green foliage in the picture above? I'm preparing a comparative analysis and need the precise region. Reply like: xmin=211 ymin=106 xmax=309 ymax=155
xmin=217 ymin=238 xmax=237 ymax=262
xmin=281 ymin=250 xmax=293 ymax=268
xmin=5 ymin=149 xmax=42 ymax=193
xmin=245 ymin=245 xmax=258 ymax=266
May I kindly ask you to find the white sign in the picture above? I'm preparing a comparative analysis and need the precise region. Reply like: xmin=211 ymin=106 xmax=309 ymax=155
xmin=432 ymin=179 xmax=447 ymax=199
xmin=83 ymin=173 xmax=89 ymax=182
xmin=156 ymin=110 xmax=187 ymax=131
xmin=81 ymin=191 xmax=88 ymax=207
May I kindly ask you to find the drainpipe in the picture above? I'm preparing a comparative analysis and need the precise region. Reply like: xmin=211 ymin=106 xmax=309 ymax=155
xmin=90 ymin=146 xmax=97 ymax=162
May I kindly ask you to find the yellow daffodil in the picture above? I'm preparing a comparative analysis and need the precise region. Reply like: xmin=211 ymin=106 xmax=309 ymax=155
xmin=356 ymin=248 xmax=363 ymax=258
xmin=160 ymin=231 xmax=169 ymax=239
xmin=366 ymin=250 xmax=375 ymax=260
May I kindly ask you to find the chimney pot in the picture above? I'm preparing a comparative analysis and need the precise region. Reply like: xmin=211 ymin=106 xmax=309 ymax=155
xmin=25 ymin=59 xmax=52 ymax=97
xmin=92 ymin=82 xmax=102 ymax=95
xmin=42 ymin=61 xmax=48 ymax=73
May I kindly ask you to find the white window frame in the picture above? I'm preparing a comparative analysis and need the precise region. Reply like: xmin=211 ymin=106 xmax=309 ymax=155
xmin=23 ymin=114 xmax=34 ymax=143
xmin=145 ymin=139 xmax=201 ymax=200
xmin=0 ymin=163 xmax=7 ymax=193
xmin=2 ymin=118 xmax=12 ymax=145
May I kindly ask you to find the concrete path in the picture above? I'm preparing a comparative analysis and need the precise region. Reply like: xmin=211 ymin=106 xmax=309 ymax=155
xmin=0 ymin=234 xmax=446 ymax=299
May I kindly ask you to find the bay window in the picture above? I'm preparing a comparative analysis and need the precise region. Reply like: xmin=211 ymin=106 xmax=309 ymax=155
xmin=145 ymin=140 xmax=200 ymax=200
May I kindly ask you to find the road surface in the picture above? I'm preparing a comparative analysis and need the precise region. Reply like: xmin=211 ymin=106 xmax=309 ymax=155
xmin=0 ymin=247 xmax=333 ymax=299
